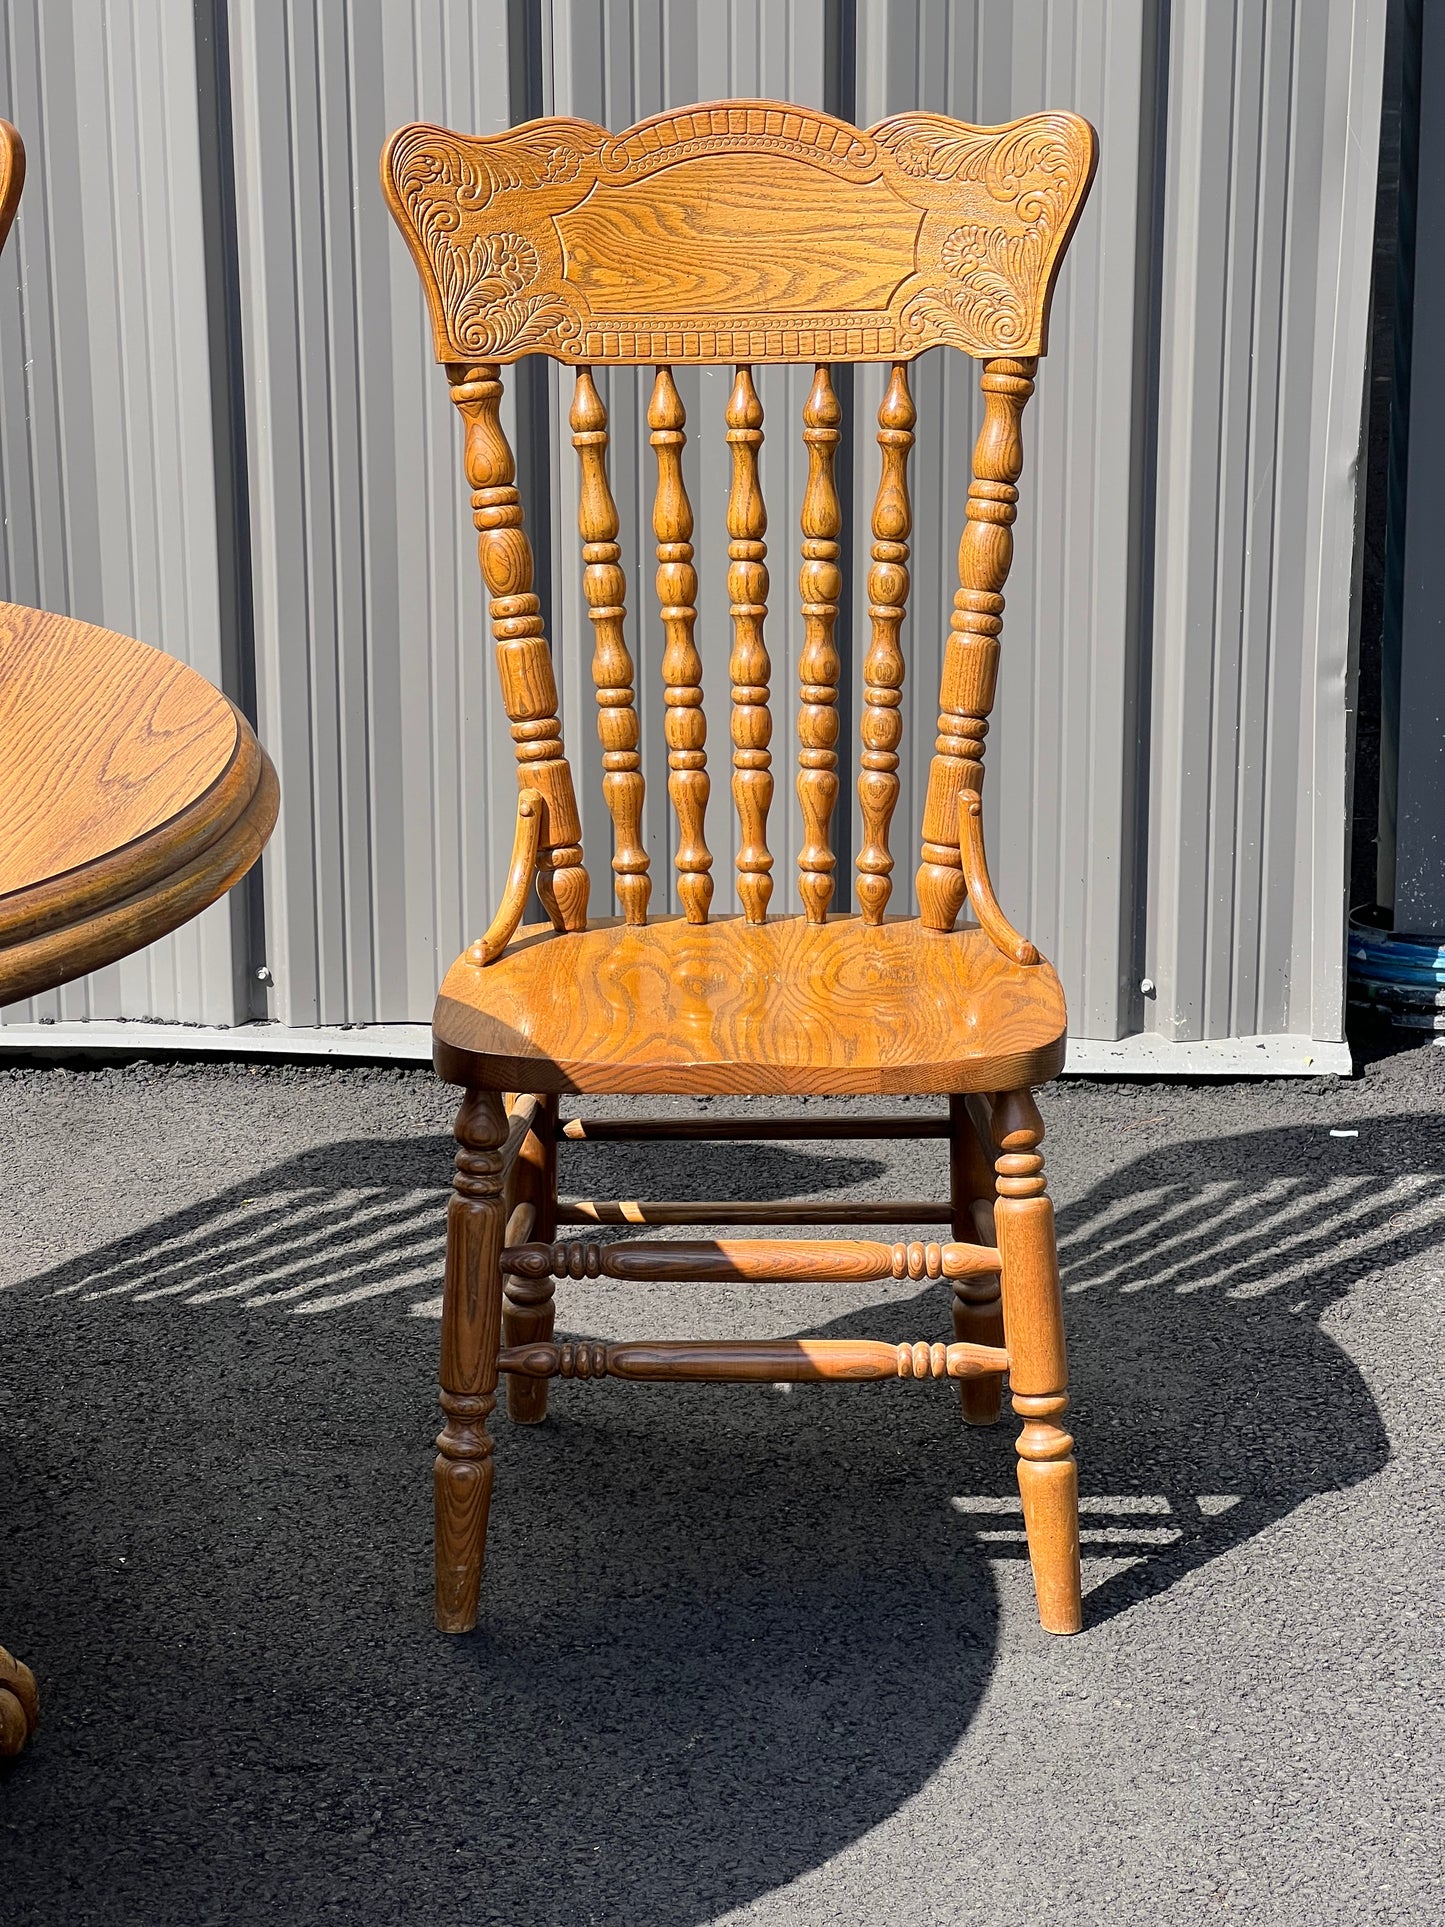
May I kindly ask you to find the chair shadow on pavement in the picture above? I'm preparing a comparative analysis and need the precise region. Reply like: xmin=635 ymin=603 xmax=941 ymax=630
xmin=0 ymin=1114 xmax=1422 ymax=1924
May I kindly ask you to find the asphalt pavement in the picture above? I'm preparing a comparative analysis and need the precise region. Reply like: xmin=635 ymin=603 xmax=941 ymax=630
xmin=0 ymin=1042 xmax=1440 ymax=1925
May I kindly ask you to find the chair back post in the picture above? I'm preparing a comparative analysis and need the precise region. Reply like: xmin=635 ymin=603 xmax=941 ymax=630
xmin=916 ymin=355 xmax=1035 ymax=933
xmin=449 ymin=360 xmax=589 ymax=932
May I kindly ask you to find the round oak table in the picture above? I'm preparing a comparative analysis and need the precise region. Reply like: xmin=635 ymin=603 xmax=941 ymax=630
xmin=0 ymin=599 xmax=278 ymax=1753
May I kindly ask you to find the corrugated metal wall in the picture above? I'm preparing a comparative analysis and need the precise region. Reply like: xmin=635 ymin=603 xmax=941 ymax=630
xmin=0 ymin=0 xmax=1388 ymax=1065
xmin=0 ymin=0 xmax=245 ymax=1026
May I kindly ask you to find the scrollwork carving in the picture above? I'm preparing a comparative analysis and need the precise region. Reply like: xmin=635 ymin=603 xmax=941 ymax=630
xmin=382 ymin=102 xmax=1096 ymax=364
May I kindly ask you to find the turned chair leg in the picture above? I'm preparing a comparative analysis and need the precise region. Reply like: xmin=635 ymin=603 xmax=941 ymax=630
xmin=435 ymin=1086 xmax=509 ymax=1633
xmin=992 ymin=1087 xmax=1082 ymax=1635
xmin=503 ymin=1093 xmax=558 ymax=1424
xmin=950 ymin=1093 xmax=1005 ymax=1425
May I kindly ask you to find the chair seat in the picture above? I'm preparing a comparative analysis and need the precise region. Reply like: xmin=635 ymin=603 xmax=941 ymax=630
xmin=432 ymin=914 xmax=1066 ymax=1096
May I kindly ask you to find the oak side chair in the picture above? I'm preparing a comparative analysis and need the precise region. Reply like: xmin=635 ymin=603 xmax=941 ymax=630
xmin=383 ymin=100 xmax=1098 ymax=1637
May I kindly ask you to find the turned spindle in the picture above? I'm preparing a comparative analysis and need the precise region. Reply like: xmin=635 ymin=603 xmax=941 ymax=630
xmin=727 ymin=366 xmax=774 ymax=922
xmin=451 ymin=362 xmax=588 ymax=932
xmin=797 ymin=364 xmax=842 ymax=922
xmin=501 ymin=1092 xmax=558 ymax=1424
xmin=857 ymin=362 xmax=915 ymax=922
xmin=570 ymin=368 xmax=649 ymax=923
xmin=950 ymin=1092 xmax=1005 ymax=1426
xmin=649 ymin=366 xmax=713 ymax=922
xmin=916 ymin=356 xmax=1035 ymax=932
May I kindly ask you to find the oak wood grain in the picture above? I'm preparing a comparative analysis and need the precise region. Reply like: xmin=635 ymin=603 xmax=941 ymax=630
xmin=0 ymin=121 xmax=24 ymax=256
xmin=649 ymin=365 xmax=713 ymax=921
xmin=0 ymin=605 xmax=241 ymax=903
xmin=470 ymin=787 xmax=543 ymax=964
xmin=0 ymin=603 xmax=278 ymax=1005
xmin=991 ymin=1088 xmax=1082 ymax=1634
xmin=555 ymin=1197 xmax=953 ymax=1225
xmin=383 ymin=104 xmax=1097 ymax=365
xmin=436 ymin=1089 xmax=508 ymax=1632
xmin=559 ymin=1114 xmax=951 ymax=1140
xmin=917 ymin=356 xmax=1034 ymax=930
xmin=434 ymin=914 xmax=1066 ymax=1096
xmin=450 ymin=362 xmax=588 ymax=932
xmin=501 ymin=1235 xmax=1001 ymax=1282
xmin=726 ymin=366 xmax=774 ymax=921
xmin=386 ymin=95 xmax=1094 ymax=1639
xmin=496 ymin=1337 xmax=1009 ymax=1382
xmin=797 ymin=364 xmax=843 ymax=921
xmin=501 ymin=1091 xmax=558 ymax=1423
xmin=857 ymin=362 xmax=915 ymax=922
xmin=572 ymin=369 xmax=649 ymax=922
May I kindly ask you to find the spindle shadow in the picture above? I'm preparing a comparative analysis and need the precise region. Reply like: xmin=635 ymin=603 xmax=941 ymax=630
xmin=13 ymin=1134 xmax=890 ymax=1315
xmin=0 ymin=1110 xmax=1420 ymax=1926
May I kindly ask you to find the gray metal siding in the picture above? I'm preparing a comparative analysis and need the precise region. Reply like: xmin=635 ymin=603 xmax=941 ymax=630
xmin=225 ymin=0 xmax=524 ymax=1028
xmin=0 ymin=0 xmax=242 ymax=1025
xmin=854 ymin=0 xmax=1157 ymax=1041
xmin=1145 ymin=0 xmax=1384 ymax=1044
xmin=0 ymin=0 xmax=1388 ymax=1057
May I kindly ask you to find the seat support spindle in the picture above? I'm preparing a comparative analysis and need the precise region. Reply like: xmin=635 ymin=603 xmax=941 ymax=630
xmin=501 ymin=1092 xmax=559 ymax=1424
xmin=917 ymin=355 xmax=1035 ymax=933
xmin=571 ymin=368 xmax=649 ymax=923
xmin=950 ymin=1092 xmax=1005 ymax=1425
xmin=798 ymin=364 xmax=842 ymax=921
xmin=649 ymin=366 xmax=713 ymax=922
xmin=726 ymin=366 xmax=774 ymax=921
xmin=451 ymin=361 xmax=588 ymax=931
xmin=858 ymin=362 xmax=915 ymax=922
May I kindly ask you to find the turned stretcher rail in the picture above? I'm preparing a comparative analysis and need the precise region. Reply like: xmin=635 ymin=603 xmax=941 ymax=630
xmin=496 ymin=1337 xmax=1010 ymax=1382
xmin=559 ymin=1113 xmax=950 ymax=1141
xmin=556 ymin=1197 xmax=953 ymax=1225
xmin=501 ymin=1236 xmax=1003 ymax=1283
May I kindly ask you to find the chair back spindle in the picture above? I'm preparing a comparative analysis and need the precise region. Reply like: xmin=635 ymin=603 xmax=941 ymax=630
xmin=570 ymin=368 xmax=649 ymax=923
xmin=648 ymin=367 xmax=713 ymax=923
xmin=451 ymin=361 xmax=589 ymax=932
xmin=857 ymin=362 xmax=915 ymax=923
xmin=726 ymin=366 xmax=774 ymax=923
xmin=797 ymin=365 xmax=843 ymax=922
xmin=916 ymin=356 xmax=1035 ymax=933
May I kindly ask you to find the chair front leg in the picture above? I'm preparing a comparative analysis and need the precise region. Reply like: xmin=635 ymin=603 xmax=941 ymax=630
xmin=436 ymin=1086 xmax=509 ymax=1633
xmin=503 ymin=1092 xmax=559 ymax=1423
xmin=992 ymin=1087 xmax=1082 ymax=1635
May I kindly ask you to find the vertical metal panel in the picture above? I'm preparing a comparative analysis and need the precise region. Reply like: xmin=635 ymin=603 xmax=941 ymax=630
xmin=540 ymin=0 xmax=835 ymax=921
xmin=225 ymin=0 xmax=522 ymax=1026
xmin=855 ymin=0 xmax=1156 ymax=1040
xmin=1146 ymin=0 xmax=1387 ymax=1043
xmin=0 ymin=0 xmax=243 ymax=1025
xmin=0 ymin=0 xmax=1387 ymax=1059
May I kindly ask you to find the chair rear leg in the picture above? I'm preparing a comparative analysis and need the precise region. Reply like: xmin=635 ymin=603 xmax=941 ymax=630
xmin=992 ymin=1087 xmax=1082 ymax=1635
xmin=950 ymin=1094 xmax=1005 ymax=1425
xmin=435 ymin=1086 xmax=509 ymax=1633
xmin=503 ymin=1093 xmax=558 ymax=1424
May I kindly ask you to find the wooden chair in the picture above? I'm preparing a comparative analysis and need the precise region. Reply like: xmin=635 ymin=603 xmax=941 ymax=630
xmin=383 ymin=101 xmax=1098 ymax=1637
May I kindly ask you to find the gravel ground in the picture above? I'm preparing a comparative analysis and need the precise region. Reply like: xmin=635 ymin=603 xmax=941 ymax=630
xmin=0 ymin=1043 xmax=1441 ymax=1925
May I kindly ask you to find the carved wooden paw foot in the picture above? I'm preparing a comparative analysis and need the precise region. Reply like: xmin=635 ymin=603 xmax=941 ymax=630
xmin=0 ymin=1644 xmax=38 ymax=1756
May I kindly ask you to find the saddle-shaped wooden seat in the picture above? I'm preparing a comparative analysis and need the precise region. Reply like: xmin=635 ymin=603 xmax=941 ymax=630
xmin=434 ymin=916 xmax=1067 ymax=1096
xmin=384 ymin=98 xmax=1098 ymax=1639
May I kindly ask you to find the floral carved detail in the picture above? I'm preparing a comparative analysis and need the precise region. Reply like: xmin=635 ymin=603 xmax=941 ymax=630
xmin=878 ymin=113 xmax=1094 ymax=354
xmin=386 ymin=125 xmax=600 ymax=358
xmin=383 ymin=104 xmax=1096 ymax=364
